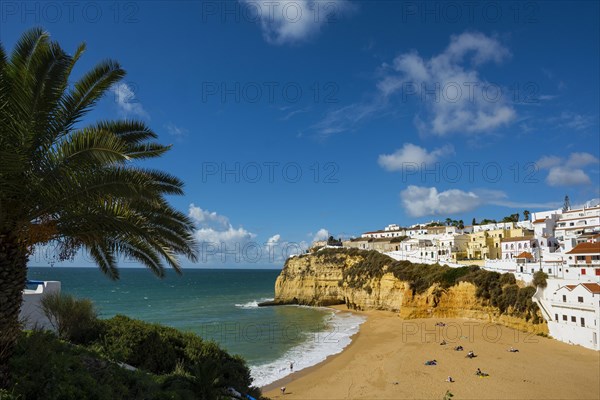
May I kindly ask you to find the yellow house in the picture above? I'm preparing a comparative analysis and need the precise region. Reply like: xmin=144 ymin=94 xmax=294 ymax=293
xmin=466 ymin=227 xmax=531 ymax=260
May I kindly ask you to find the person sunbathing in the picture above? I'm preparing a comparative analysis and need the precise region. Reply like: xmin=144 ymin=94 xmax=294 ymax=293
xmin=440 ymin=340 xmax=447 ymax=345
xmin=475 ymin=368 xmax=489 ymax=377
xmin=454 ymin=345 xmax=463 ymax=351
xmin=424 ymin=360 xmax=437 ymax=366
xmin=446 ymin=376 xmax=454 ymax=383
xmin=508 ymin=347 xmax=519 ymax=352
xmin=466 ymin=351 xmax=477 ymax=358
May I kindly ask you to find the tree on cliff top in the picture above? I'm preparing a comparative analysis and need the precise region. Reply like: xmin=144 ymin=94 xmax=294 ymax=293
xmin=0 ymin=28 xmax=198 ymax=387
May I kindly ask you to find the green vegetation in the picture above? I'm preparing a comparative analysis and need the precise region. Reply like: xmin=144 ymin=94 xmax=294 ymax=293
xmin=310 ymin=248 xmax=543 ymax=323
xmin=8 ymin=294 xmax=263 ymax=400
xmin=532 ymin=270 xmax=548 ymax=288
xmin=501 ymin=213 xmax=520 ymax=223
xmin=40 ymin=292 xmax=100 ymax=344
xmin=0 ymin=28 xmax=197 ymax=386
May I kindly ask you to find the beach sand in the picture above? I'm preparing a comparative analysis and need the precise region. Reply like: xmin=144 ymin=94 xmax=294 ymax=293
xmin=264 ymin=307 xmax=600 ymax=399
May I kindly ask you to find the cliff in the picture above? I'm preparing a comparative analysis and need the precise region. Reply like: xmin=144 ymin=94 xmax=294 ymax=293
xmin=270 ymin=249 xmax=548 ymax=335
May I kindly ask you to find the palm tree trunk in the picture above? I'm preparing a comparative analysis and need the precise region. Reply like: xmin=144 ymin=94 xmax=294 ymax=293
xmin=0 ymin=232 xmax=28 ymax=389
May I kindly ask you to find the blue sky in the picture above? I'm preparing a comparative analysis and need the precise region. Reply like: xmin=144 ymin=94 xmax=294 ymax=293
xmin=2 ymin=1 xmax=599 ymax=268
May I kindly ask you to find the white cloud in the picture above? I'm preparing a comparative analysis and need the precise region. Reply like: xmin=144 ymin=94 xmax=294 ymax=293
xmin=400 ymin=186 xmax=481 ymax=217
xmin=378 ymin=143 xmax=453 ymax=171
xmin=312 ymin=100 xmax=384 ymax=137
xmin=399 ymin=186 xmax=561 ymax=217
xmin=165 ymin=123 xmax=188 ymax=138
xmin=188 ymin=204 xmax=256 ymax=251
xmin=557 ymin=112 xmax=595 ymax=131
xmin=241 ymin=0 xmax=355 ymax=45
xmin=536 ymin=152 xmax=598 ymax=186
xmin=567 ymin=152 xmax=599 ymax=167
xmin=546 ymin=167 xmax=591 ymax=186
xmin=267 ymin=234 xmax=281 ymax=245
xmin=111 ymin=83 xmax=148 ymax=119
xmin=312 ymin=228 xmax=329 ymax=242
xmin=535 ymin=155 xmax=562 ymax=169
xmin=379 ymin=32 xmax=515 ymax=136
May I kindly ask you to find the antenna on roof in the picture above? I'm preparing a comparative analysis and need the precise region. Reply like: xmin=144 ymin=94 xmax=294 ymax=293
xmin=563 ymin=195 xmax=571 ymax=213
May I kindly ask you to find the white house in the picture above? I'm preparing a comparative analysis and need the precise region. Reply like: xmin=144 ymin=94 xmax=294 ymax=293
xmin=562 ymin=242 xmax=600 ymax=281
xmin=472 ymin=221 xmax=516 ymax=232
xmin=543 ymin=282 xmax=600 ymax=351
xmin=20 ymin=280 xmax=61 ymax=330
xmin=554 ymin=206 xmax=600 ymax=253
xmin=362 ymin=225 xmax=407 ymax=239
xmin=500 ymin=236 xmax=537 ymax=260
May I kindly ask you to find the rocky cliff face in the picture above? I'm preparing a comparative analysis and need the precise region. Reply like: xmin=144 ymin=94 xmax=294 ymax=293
xmin=272 ymin=252 xmax=548 ymax=334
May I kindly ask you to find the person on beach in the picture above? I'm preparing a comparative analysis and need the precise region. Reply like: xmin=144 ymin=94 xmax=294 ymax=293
xmin=290 ymin=362 xmax=294 ymax=371
xmin=425 ymin=359 xmax=437 ymax=366
xmin=508 ymin=347 xmax=519 ymax=352
xmin=446 ymin=376 xmax=454 ymax=383
xmin=454 ymin=345 xmax=463 ymax=351
xmin=280 ymin=386 xmax=286 ymax=394
xmin=440 ymin=340 xmax=447 ymax=345
xmin=467 ymin=351 xmax=476 ymax=358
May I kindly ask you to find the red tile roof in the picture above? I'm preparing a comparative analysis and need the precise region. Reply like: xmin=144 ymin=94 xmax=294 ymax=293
xmin=500 ymin=236 xmax=534 ymax=242
xmin=565 ymin=242 xmax=600 ymax=254
xmin=516 ymin=252 xmax=534 ymax=259
xmin=581 ymin=283 xmax=600 ymax=294
xmin=559 ymin=283 xmax=600 ymax=294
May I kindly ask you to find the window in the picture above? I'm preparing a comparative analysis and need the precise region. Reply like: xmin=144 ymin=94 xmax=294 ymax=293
xmin=571 ymin=316 xmax=576 ymax=323
xmin=555 ymin=314 xmax=559 ymax=321
xmin=596 ymin=269 xmax=600 ymax=276
xmin=581 ymin=318 xmax=585 ymax=327
xmin=581 ymin=268 xmax=586 ymax=275
xmin=562 ymin=295 xmax=566 ymax=302
xmin=562 ymin=315 xmax=567 ymax=321
xmin=578 ymin=296 xmax=584 ymax=303
xmin=525 ymin=243 xmax=528 ymax=248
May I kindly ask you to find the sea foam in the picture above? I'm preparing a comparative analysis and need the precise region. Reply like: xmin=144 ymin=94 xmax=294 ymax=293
xmin=249 ymin=309 xmax=365 ymax=387
xmin=234 ymin=298 xmax=274 ymax=309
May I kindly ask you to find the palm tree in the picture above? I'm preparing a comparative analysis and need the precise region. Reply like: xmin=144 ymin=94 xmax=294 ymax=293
xmin=523 ymin=210 xmax=530 ymax=221
xmin=0 ymin=28 xmax=197 ymax=387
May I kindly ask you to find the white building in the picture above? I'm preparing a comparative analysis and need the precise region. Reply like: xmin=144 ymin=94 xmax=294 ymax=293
xmin=20 ymin=280 xmax=61 ymax=330
xmin=539 ymin=282 xmax=600 ymax=351
xmin=362 ymin=225 xmax=407 ymax=239
xmin=562 ymin=242 xmax=600 ymax=281
xmin=500 ymin=236 xmax=537 ymax=260
xmin=554 ymin=206 xmax=600 ymax=253
xmin=472 ymin=221 xmax=516 ymax=232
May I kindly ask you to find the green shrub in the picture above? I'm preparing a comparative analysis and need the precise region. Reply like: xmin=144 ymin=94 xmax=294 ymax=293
xmin=95 ymin=315 xmax=255 ymax=395
xmin=532 ymin=270 xmax=548 ymax=288
xmin=40 ymin=292 xmax=101 ymax=344
xmin=9 ymin=331 xmax=160 ymax=400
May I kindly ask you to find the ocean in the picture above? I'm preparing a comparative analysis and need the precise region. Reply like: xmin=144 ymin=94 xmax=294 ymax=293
xmin=26 ymin=267 xmax=364 ymax=387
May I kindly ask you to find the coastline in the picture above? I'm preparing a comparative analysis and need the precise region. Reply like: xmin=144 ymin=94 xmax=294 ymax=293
xmin=263 ymin=307 xmax=600 ymax=399
xmin=261 ymin=305 xmax=365 ymax=393
xmin=252 ymin=305 xmax=365 ymax=388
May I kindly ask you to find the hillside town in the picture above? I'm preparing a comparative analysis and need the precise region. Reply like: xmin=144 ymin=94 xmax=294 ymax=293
xmin=313 ymin=197 xmax=600 ymax=351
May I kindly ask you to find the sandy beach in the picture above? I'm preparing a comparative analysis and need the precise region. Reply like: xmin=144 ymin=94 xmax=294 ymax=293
xmin=264 ymin=307 xmax=600 ymax=399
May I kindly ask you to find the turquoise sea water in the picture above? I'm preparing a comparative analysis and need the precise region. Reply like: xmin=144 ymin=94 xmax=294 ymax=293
xmin=27 ymin=267 xmax=364 ymax=386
